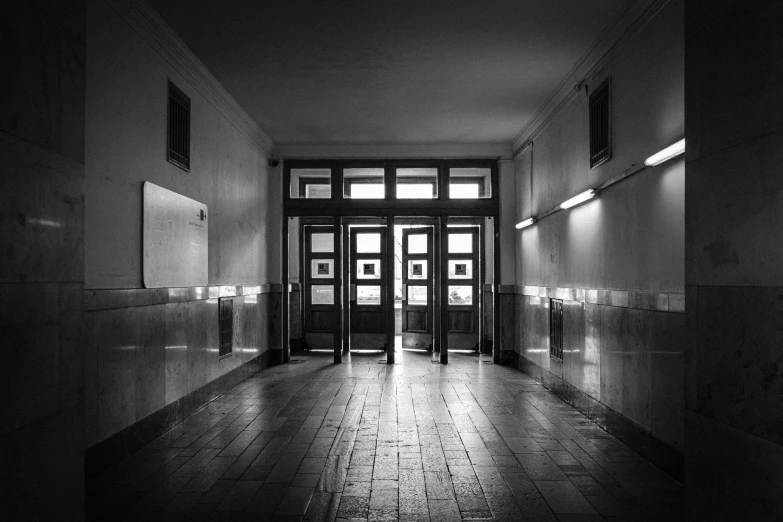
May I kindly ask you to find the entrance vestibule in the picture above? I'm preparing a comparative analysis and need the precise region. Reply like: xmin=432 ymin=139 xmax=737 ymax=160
xmin=283 ymin=160 xmax=499 ymax=365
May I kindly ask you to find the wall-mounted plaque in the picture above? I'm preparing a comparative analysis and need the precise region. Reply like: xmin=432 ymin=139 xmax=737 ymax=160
xmin=455 ymin=263 xmax=467 ymax=276
xmin=317 ymin=263 xmax=329 ymax=275
xmin=143 ymin=182 xmax=208 ymax=288
xmin=363 ymin=263 xmax=375 ymax=275
xmin=412 ymin=263 xmax=422 ymax=276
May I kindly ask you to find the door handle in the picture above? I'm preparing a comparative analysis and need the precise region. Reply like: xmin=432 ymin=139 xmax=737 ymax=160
xmin=402 ymin=284 xmax=407 ymax=300
xmin=350 ymin=284 xmax=356 ymax=301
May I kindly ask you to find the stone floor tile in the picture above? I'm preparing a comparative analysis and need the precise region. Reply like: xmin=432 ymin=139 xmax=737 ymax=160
xmin=87 ymin=351 xmax=683 ymax=521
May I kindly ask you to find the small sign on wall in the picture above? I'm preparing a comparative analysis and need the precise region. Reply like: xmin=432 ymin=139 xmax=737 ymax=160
xmin=455 ymin=263 xmax=467 ymax=276
xmin=412 ymin=263 xmax=422 ymax=276
xmin=363 ymin=263 xmax=375 ymax=275
xmin=317 ymin=263 xmax=329 ymax=275
xmin=143 ymin=182 xmax=208 ymax=288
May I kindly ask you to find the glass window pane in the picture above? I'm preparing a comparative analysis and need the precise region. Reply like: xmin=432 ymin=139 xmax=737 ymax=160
xmin=311 ymin=259 xmax=334 ymax=278
xmin=290 ymin=168 xmax=331 ymax=199
xmin=448 ymin=286 xmax=473 ymax=306
xmin=311 ymin=232 xmax=334 ymax=253
xmin=448 ymin=260 xmax=472 ymax=279
xmin=448 ymin=233 xmax=472 ymax=253
xmin=344 ymin=168 xmax=385 ymax=199
xmin=396 ymin=168 xmax=438 ymax=199
xmin=312 ymin=285 xmax=334 ymax=305
xmin=357 ymin=260 xmax=381 ymax=279
xmin=305 ymin=184 xmax=331 ymax=198
xmin=449 ymin=184 xmax=479 ymax=198
xmin=449 ymin=167 xmax=491 ymax=198
xmin=356 ymin=233 xmax=381 ymax=253
xmin=407 ymin=286 xmax=428 ymax=305
xmin=357 ymin=286 xmax=381 ymax=305
xmin=407 ymin=260 xmax=427 ymax=280
xmin=408 ymin=234 xmax=428 ymax=254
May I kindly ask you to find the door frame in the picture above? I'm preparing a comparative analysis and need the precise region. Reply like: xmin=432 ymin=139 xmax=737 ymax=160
xmin=281 ymin=159 xmax=499 ymax=365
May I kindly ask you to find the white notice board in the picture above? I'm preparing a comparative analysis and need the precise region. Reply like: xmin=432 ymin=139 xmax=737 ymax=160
xmin=143 ymin=182 xmax=208 ymax=288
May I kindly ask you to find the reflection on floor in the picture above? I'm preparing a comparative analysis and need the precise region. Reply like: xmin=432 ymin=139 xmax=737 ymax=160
xmin=86 ymin=350 xmax=684 ymax=521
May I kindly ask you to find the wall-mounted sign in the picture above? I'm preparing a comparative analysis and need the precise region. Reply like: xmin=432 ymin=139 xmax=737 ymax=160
xmin=455 ymin=263 xmax=467 ymax=276
xmin=143 ymin=182 xmax=208 ymax=288
xmin=363 ymin=263 xmax=375 ymax=275
xmin=412 ymin=263 xmax=422 ymax=276
xmin=317 ymin=263 xmax=329 ymax=275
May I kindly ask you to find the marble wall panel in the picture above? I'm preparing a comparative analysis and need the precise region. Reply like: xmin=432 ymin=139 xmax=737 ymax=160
xmin=58 ymin=283 xmax=84 ymax=411
xmin=650 ymin=311 xmax=685 ymax=450
xmin=84 ymin=311 xmax=98 ymax=446
xmin=0 ymin=283 xmax=60 ymax=432
xmin=522 ymin=296 xmax=549 ymax=370
xmin=289 ymin=289 xmax=302 ymax=339
xmin=96 ymin=308 xmax=137 ymax=442
xmin=164 ymin=302 xmax=188 ymax=405
xmin=562 ymin=300 xmax=585 ymax=389
xmin=599 ymin=305 xmax=626 ymax=414
xmin=242 ymin=294 xmax=262 ymax=364
xmin=186 ymin=300 xmax=208 ymax=394
xmin=0 ymin=136 xmax=85 ymax=284
xmin=622 ymin=310 xmax=652 ymax=431
xmin=498 ymin=294 xmax=516 ymax=354
xmin=205 ymin=298 xmax=222 ymax=384
xmin=268 ymin=292 xmax=282 ymax=350
xmin=686 ymin=409 xmax=783 ymax=520
xmin=517 ymin=291 xmax=683 ymax=450
xmin=696 ymin=286 xmax=783 ymax=446
xmin=136 ymin=305 xmax=165 ymax=420
xmin=581 ymin=303 xmax=601 ymax=400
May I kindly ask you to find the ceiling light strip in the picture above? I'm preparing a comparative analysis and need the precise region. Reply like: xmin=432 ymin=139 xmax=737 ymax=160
xmin=516 ymin=139 xmax=683 ymax=231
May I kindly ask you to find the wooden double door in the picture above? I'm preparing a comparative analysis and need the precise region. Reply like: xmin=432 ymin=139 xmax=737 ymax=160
xmin=301 ymin=221 xmax=482 ymax=355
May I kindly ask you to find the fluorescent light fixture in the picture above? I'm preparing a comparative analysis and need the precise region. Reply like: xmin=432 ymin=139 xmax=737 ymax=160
xmin=560 ymin=189 xmax=596 ymax=210
xmin=515 ymin=217 xmax=535 ymax=229
xmin=645 ymin=139 xmax=685 ymax=166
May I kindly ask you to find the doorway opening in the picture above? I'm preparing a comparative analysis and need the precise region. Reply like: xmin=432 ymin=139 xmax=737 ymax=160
xmin=288 ymin=216 xmax=495 ymax=362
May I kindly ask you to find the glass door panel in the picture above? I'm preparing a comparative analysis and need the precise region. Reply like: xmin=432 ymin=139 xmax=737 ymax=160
xmin=401 ymin=227 xmax=434 ymax=350
xmin=446 ymin=226 xmax=480 ymax=351
xmin=349 ymin=226 xmax=388 ymax=351
xmin=303 ymin=225 xmax=337 ymax=351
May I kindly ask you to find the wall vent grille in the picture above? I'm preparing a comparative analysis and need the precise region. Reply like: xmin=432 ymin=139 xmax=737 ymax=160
xmin=549 ymin=298 xmax=563 ymax=360
xmin=167 ymin=81 xmax=191 ymax=171
xmin=219 ymin=297 xmax=233 ymax=358
xmin=589 ymin=78 xmax=611 ymax=168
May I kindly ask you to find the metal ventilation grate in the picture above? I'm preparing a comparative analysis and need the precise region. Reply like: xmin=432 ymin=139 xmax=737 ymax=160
xmin=167 ymin=81 xmax=191 ymax=171
xmin=589 ymin=78 xmax=611 ymax=168
xmin=549 ymin=299 xmax=563 ymax=360
xmin=219 ymin=297 xmax=233 ymax=358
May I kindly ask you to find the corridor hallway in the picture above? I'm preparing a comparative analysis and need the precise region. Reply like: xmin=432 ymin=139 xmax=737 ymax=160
xmin=86 ymin=351 xmax=683 ymax=521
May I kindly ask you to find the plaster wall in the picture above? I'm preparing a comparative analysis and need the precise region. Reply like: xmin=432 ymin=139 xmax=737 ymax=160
xmin=82 ymin=0 xmax=279 ymax=454
xmin=685 ymin=0 xmax=783 ymax=518
xmin=85 ymin=0 xmax=270 ymax=290
xmin=516 ymin=0 xmax=684 ymax=292
xmin=511 ymin=0 xmax=685 ymax=456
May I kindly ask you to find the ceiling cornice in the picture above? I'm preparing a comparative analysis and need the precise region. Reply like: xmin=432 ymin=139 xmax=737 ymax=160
xmin=276 ymin=142 xmax=513 ymax=160
xmin=511 ymin=0 xmax=672 ymax=157
xmin=105 ymin=0 xmax=275 ymax=156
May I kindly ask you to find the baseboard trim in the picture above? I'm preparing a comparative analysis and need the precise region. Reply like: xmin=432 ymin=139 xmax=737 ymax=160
xmin=513 ymin=353 xmax=684 ymax=482
xmin=85 ymin=350 xmax=270 ymax=479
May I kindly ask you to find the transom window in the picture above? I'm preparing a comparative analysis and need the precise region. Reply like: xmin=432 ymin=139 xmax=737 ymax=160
xmin=344 ymin=168 xmax=385 ymax=199
xmin=396 ymin=168 xmax=438 ymax=199
xmin=449 ymin=168 xmax=491 ymax=198
xmin=290 ymin=168 xmax=331 ymax=199
xmin=285 ymin=160 xmax=496 ymax=205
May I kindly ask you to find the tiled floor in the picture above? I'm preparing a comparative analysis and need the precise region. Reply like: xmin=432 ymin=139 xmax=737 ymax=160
xmin=86 ymin=350 xmax=684 ymax=521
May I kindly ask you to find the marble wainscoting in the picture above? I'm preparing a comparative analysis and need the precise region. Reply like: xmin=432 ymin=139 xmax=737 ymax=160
xmin=84 ymin=284 xmax=281 ymax=477
xmin=498 ymin=285 xmax=685 ymax=481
